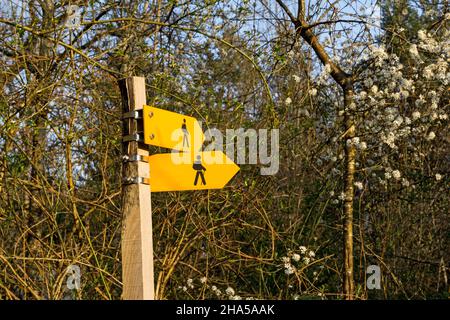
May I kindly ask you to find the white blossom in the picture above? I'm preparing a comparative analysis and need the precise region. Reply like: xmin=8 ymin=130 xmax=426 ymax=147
xmin=359 ymin=91 xmax=367 ymax=99
xmin=382 ymin=132 xmax=397 ymax=149
xmin=393 ymin=116 xmax=404 ymax=127
xmin=418 ymin=30 xmax=427 ymax=41
xmin=423 ymin=65 xmax=434 ymax=79
xmin=401 ymin=178 xmax=410 ymax=187
xmin=426 ymin=132 xmax=436 ymax=140
xmin=409 ymin=44 xmax=419 ymax=58
xmin=225 ymin=287 xmax=235 ymax=296
xmin=364 ymin=78 xmax=373 ymax=87
xmin=292 ymin=253 xmax=301 ymax=262
xmin=412 ymin=111 xmax=421 ymax=120
xmin=360 ymin=141 xmax=367 ymax=150
xmin=371 ymin=85 xmax=379 ymax=94
xmin=392 ymin=170 xmax=401 ymax=180
xmin=354 ymin=181 xmax=364 ymax=190
xmin=284 ymin=264 xmax=295 ymax=275
xmin=392 ymin=92 xmax=401 ymax=101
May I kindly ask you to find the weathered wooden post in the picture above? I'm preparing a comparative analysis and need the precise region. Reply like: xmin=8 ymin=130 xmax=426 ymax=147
xmin=118 ymin=76 xmax=154 ymax=300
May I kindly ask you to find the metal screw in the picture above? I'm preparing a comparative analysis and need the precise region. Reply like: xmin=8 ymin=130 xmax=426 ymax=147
xmin=149 ymin=111 xmax=154 ymax=118
xmin=149 ymin=133 xmax=155 ymax=140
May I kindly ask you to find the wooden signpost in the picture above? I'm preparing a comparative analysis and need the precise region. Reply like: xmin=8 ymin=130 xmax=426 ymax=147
xmin=119 ymin=77 xmax=154 ymax=300
xmin=120 ymin=76 xmax=239 ymax=300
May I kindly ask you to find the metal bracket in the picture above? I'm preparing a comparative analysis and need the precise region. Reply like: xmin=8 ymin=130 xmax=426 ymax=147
xmin=122 ymin=110 xmax=143 ymax=120
xmin=122 ymin=176 xmax=150 ymax=185
xmin=122 ymin=133 xmax=143 ymax=143
xmin=122 ymin=154 xmax=149 ymax=163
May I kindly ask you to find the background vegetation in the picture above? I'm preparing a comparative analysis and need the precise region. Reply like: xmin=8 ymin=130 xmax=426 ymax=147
xmin=0 ymin=0 xmax=448 ymax=299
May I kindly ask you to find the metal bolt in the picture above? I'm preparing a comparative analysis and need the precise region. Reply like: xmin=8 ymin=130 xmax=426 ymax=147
xmin=149 ymin=111 xmax=154 ymax=118
xmin=149 ymin=133 xmax=155 ymax=140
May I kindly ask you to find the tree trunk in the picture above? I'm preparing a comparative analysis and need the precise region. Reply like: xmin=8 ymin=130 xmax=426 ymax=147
xmin=275 ymin=0 xmax=357 ymax=299
xmin=343 ymin=83 xmax=355 ymax=299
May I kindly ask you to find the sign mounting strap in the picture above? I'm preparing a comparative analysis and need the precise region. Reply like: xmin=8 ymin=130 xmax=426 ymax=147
xmin=122 ymin=154 xmax=149 ymax=163
xmin=122 ymin=110 xmax=143 ymax=120
xmin=122 ymin=133 xmax=143 ymax=143
xmin=122 ymin=177 xmax=150 ymax=185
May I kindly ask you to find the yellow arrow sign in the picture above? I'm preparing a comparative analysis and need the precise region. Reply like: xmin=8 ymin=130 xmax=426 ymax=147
xmin=143 ymin=105 xmax=204 ymax=152
xmin=148 ymin=151 xmax=239 ymax=192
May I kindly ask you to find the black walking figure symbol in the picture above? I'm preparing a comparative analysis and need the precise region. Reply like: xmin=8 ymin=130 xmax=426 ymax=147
xmin=181 ymin=119 xmax=189 ymax=148
xmin=193 ymin=155 xmax=206 ymax=186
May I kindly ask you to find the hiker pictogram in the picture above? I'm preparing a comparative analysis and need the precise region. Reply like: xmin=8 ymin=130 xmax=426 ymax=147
xmin=193 ymin=155 xmax=206 ymax=186
xmin=182 ymin=118 xmax=189 ymax=148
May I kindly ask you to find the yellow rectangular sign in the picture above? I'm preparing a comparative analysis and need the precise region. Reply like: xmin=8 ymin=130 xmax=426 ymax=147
xmin=143 ymin=105 xmax=204 ymax=152
xmin=148 ymin=151 xmax=239 ymax=192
